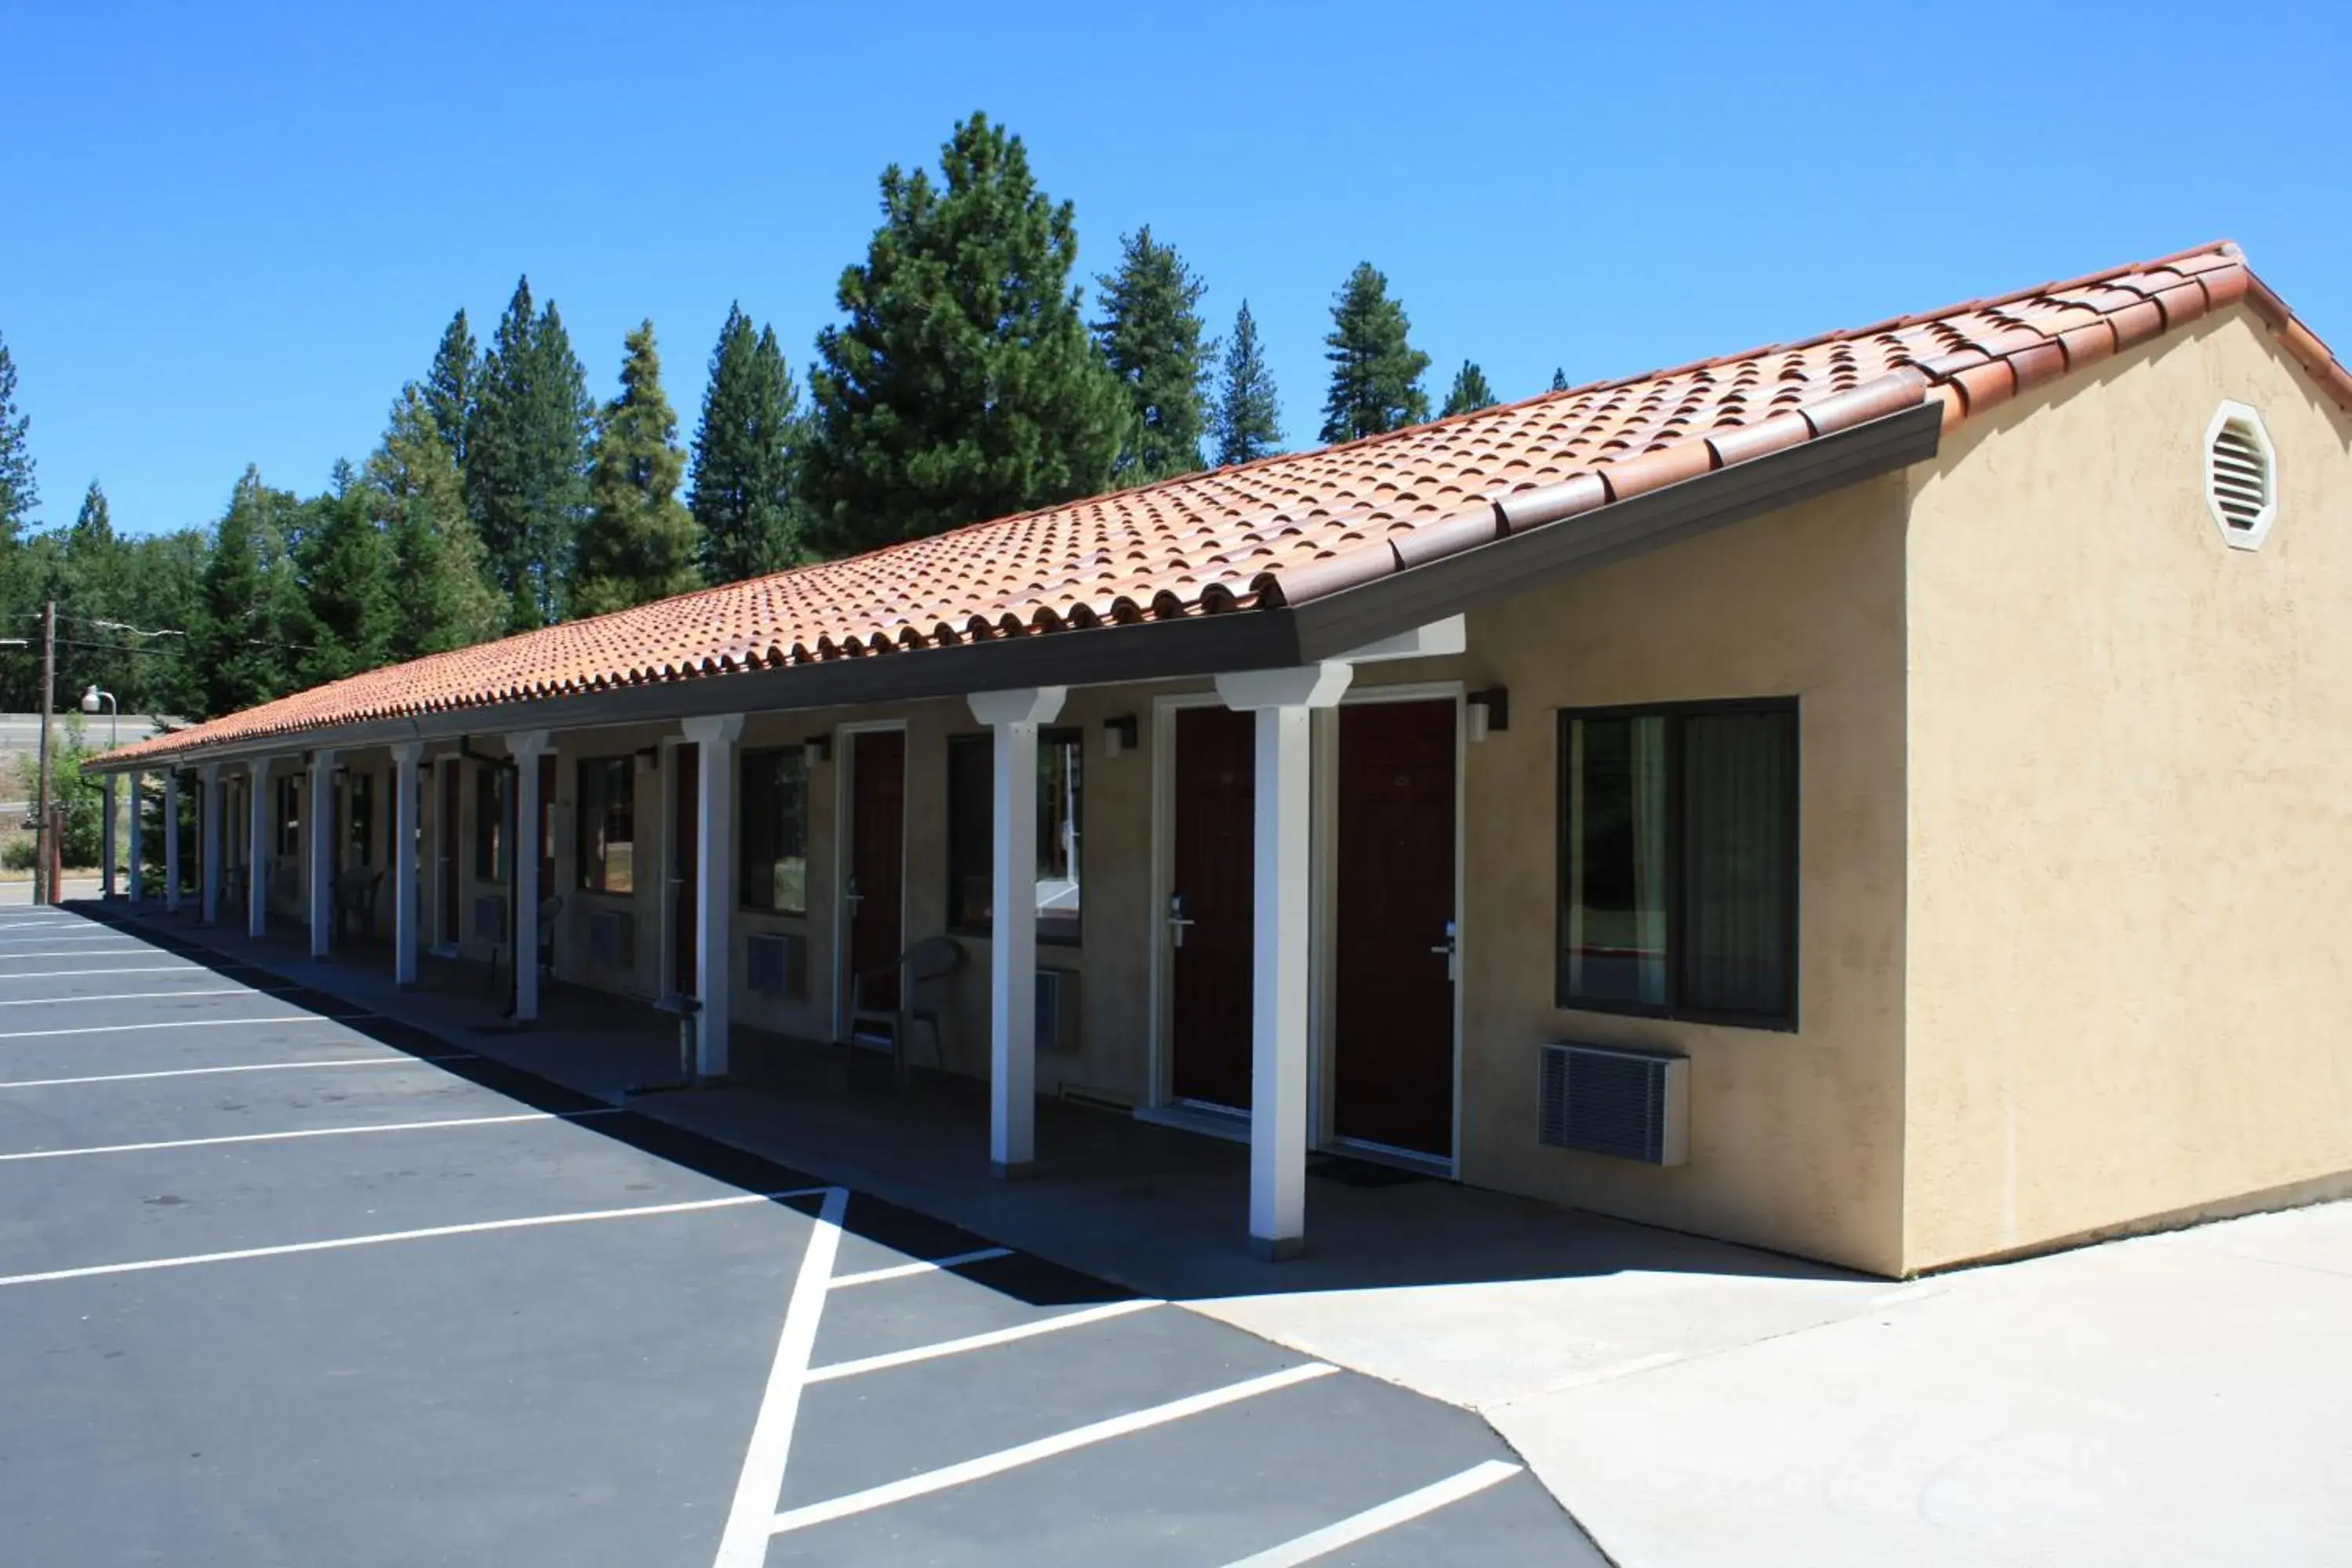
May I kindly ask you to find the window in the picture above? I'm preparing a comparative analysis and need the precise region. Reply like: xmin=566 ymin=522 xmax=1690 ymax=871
xmin=739 ymin=747 xmax=810 ymax=914
xmin=274 ymin=774 xmax=303 ymax=857
xmin=474 ymin=764 xmax=509 ymax=884
xmin=347 ymin=771 xmax=373 ymax=867
xmin=575 ymin=757 xmax=636 ymax=895
xmin=1558 ymin=701 xmax=1796 ymax=1027
xmin=946 ymin=728 xmax=1083 ymax=943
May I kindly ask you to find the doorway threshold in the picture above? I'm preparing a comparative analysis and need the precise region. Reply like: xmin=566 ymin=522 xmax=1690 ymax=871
xmin=1325 ymin=1136 xmax=1455 ymax=1182
xmin=1134 ymin=1101 xmax=1250 ymax=1146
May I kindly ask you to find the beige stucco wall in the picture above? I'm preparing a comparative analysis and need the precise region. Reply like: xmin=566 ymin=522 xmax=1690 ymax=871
xmin=1903 ymin=304 xmax=2352 ymax=1271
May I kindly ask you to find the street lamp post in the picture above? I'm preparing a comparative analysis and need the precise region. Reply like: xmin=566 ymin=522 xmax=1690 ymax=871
xmin=82 ymin=686 xmax=118 ymax=898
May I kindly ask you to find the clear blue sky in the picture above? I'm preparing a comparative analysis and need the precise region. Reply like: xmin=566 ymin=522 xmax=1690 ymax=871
xmin=6 ymin=1 xmax=2347 ymax=537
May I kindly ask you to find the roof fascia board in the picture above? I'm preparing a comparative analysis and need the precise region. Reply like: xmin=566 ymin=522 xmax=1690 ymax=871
xmin=93 ymin=404 xmax=1938 ymax=775
xmin=1290 ymin=401 xmax=1942 ymax=661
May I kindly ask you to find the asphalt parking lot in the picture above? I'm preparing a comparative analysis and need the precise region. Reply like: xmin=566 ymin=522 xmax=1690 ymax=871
xmin=0 ymin=909 xmax=1599 ymax=1566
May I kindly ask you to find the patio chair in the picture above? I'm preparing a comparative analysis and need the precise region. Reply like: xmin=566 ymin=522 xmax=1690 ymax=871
xmin=849 ymin=935 xmax=964 ymax=1087
xmin=536 ymin=894 xmax=561 ymax=980
xmin=332 ymin=866 xmax=384 ymax=945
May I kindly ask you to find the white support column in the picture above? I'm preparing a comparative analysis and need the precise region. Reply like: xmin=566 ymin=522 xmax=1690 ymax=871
xmin=246 ymin=759 xmax=270 ymax=938
xmin=162 ymin=771 xmax=180 ymax=913
xmin=126 ymin=772 xmax=144 ymax=905
xmin=102 ymin=775 xmax=118 ymax=898
xmin=507 ymin=732 xmax=552 ymax=1022
xmin=391 ymin=743 xmax=422 ymax=987
xmin=1217 ymin=662 xmax=1353 ymax=1260
xmin=307 ymin=750 xmax=336 ymax=957
xmin=968 ymin=686 xmax=1068 ymax=1176
xmin=681 ymin=715 xmax=743 ymax=1076
xmin=196 ymin=765 xmax=219 ymax=924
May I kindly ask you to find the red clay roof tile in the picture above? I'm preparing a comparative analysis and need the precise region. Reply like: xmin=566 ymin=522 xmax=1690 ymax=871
xmin=103 ymin=241 xmax=2348 ymax=768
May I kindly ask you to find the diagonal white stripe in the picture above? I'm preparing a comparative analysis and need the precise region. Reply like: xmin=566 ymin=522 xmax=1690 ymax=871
xmin=829 ymin=1246 xmax=1013 ymax=1289
xmin=0 ymin=1054 xmax=474 ymax=1090
xmin=804 ymin=1298 xmax=1160 ymax=1382
xmin=1219 ymin=1460 xmax=1525 ymax=1566
xmin=770 ymin=1363 xmax=1338 ymax=1535
xmin=712 ymin=1186 xmax=849 ymax=1568
xmin=0 ymin=1188 xmax=825 ymax=1287
xmin=0 ymin=1105 xmax=622 ymax=1161
xmin=0 ymin=1014 xmax=358 ymax=1040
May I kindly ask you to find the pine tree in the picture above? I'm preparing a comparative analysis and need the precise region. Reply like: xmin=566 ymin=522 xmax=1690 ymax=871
xmin=1319 ymin=263 xmax=1430 ymax=444
xmin=570 ymin=321 xmax=701 ymax=618
xmin=1440 ymin=361 xmax=1497 ymax=417
xmin=188 ymin=469 xmax=292 ymax=718
xmin=691 ymin=307 xmax=809 ymax=583
xmin=296 ymin=459 xmax=395 ymax=685
xmin=1211 ymin=301 xmax=1282 ymax=467
xmin=1550 ymin=367 xmax=1570 ymax=393
xmin=804 ymin=113 xmax=1130 ymax=554
xmin=425 ymin=310 xmax=479 ymax=464
xmin=0 ymin=330 xmax=34 ymax=546
xmin=466 ymin=277 xmax=592 ymax=628
xmin=369 ymin=386 xmax=504 ymax=659
xmin=1094 ymin=227 xmax=1210 ymax=481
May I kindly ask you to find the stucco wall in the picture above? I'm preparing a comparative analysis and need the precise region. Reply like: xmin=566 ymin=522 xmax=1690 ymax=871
xmin=1903 ymin=305 xmax=2352 ymax=1270
xmin=1446 ymin=474 xmax=1914 ymax=1275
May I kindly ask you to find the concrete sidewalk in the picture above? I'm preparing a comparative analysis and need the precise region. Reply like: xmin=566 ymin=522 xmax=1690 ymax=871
xmin=79 ymin=898 xmax=2352 ymax=1566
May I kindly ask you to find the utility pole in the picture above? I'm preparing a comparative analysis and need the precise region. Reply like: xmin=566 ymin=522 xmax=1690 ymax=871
xmin=33 ymin=599 xmax=56 ymax=905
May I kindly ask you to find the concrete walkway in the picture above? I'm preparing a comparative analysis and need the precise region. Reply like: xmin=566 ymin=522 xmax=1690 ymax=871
xmin=78 ymin=897 xmax=2352 ymax=1566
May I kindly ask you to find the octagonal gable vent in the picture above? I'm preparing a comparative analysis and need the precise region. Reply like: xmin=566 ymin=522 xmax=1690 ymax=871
xmin=2205 ymin=401 xmax=2277 ymax=550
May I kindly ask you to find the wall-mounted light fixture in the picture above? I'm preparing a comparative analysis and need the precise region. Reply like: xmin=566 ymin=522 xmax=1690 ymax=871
xmin=1467 ymin=688 xmax=1510 ymax=743
xmin=804 ymin=734 xmax=833 ymax=764
xmin=1102 ymin=713 xmax=1139 ymax=758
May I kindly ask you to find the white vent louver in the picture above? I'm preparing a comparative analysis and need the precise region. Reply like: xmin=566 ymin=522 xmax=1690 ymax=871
xmin=2205 ymin=401 xmax=2277 ymax=550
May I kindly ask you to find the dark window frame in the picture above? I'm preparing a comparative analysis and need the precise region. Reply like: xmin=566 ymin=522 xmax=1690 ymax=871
xmin=347 ymin=770 xmax=374 ymax=868
xmin=945 ymin=725 xmax=1085 ymax=946
xmin=574 ymin=755 xmax=636 ymax=895
xmin=473 ymin=764 xmax=510 ymax=885
xmin=738 ymin=746 xmax=811 ymax=916
xmin=1555 ymin=697 xmax=1799 ymax=1032
xmin=274 ymin=773 xmax=303 ymax=858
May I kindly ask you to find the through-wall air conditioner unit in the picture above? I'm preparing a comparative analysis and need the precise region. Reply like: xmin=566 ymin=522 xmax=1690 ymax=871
xmin=1036 ymin=967 xmax=1080 ymax=1054
xmin=473 ymin=894 xmax=508 ymax=946
xmin=746 ymin=931 xmax=808 ymax=1000
xmin=1537 ymin=1042 xmax=1688 ymax=1166
xmin=588 ymin=909 xmax=637 ymax=971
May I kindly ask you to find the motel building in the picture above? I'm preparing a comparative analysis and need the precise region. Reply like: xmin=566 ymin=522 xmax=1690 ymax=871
xmin=89 ymin=241 xmax=2352 ymax=1277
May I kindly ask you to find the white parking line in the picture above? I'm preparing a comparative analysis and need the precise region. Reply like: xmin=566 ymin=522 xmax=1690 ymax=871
xmin=769 ymin=1363 xmax=1338 ymax=1536
xmin=0 ymin=965 xmax=200 ymax=981
xmin=0 ymin=945 xmax=154 ymax=958
xmin=1221 ymin=1460 xmax=1525 ymax=1566
xmin=803 ymin=1298 xmax=1161 ymax=1383
xmin=0 ymin=1188 xmax=825 ymax=1288
xmin=713 ymin=1185 xmax=850 ymax=1568
xmin=829 ymin=1247 xmax=1013 ymax=1289
xmin=0 ymin=1054 xmax=474 ymax=1089
xmin=0 ymin=1105 xmax=624 ymax=1162
xmin=0 ymin=1014 xmax=354 ymax=1040
xmin=0 ymin=986 xmax=267 ymax=1007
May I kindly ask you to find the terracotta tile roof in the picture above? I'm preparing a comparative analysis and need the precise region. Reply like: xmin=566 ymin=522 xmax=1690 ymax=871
xmin=103 ymin=240 xmax=2347 ymax=768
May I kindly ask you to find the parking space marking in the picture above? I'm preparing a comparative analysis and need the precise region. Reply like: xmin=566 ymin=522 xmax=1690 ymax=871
xmin=768 ymin=1362 xmax=1339 ymax=1537
xmin=0 ymin=946 xmax=155 ymax=958
xmin=0 ymin=1014 xmax=361 ymax=1041
xmin=713 ymin=1185 xmax=848 ymax=1568
xmin=0 ymin=965 xmax=203 ymax=981
xmin=0 ymin=986 xmax=264 ymax=1007
xmin=0 ymin=1105 xmax=624 ymax=1162
xmin=829 ymin=1246 xmax=1014 ymax=1289
xmin=0 ymin=1188 xmax=825 ymax=1288
xmin=1221 ymin=1459 xmax=1526 ymax=1567
xmin=802 ymin=1298 xmax=1162 ymax=1384
xmin=0 ymin=1054 xmax=475 ymax=1090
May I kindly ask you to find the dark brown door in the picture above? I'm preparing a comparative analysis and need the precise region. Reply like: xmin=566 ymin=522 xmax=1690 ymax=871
xmin=673 ymin=742 xmax=699 ymax=996
xmin=437 ymin=761 xmax=459 ymax=944
xmin=1334 ymin=700 xmax=1457 ymax=1158
xmin=847 ymin=730 xmax=906 ymax=1017
xmin=1169 ymin=706 xmax=1255 ymax=1110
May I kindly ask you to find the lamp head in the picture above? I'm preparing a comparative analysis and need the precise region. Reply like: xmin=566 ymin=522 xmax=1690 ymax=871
xmin=80 ymin=684 xmax=103 ymax=714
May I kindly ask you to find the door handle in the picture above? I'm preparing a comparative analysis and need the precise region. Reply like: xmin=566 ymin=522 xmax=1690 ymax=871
xmin=1167 ymin=893 xmax=1196 ymax=948
xmin=1429 ymin=919 xmax=1459 ymax=979
xmin=846 ymin=874 xmax=862 ymax=913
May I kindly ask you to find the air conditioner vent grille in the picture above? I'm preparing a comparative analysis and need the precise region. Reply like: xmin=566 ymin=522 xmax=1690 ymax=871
xmin=1537 ymin=1043 xmax=1687 ymax=1165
